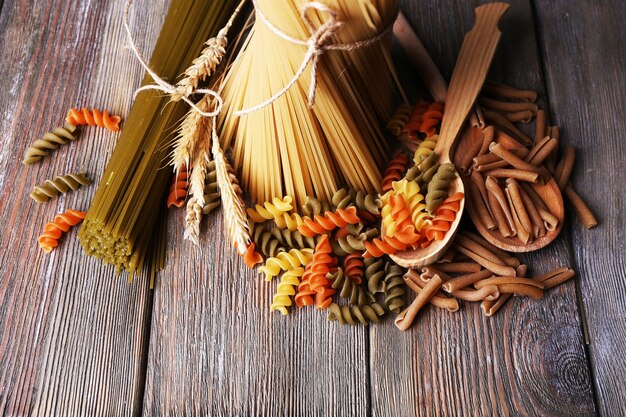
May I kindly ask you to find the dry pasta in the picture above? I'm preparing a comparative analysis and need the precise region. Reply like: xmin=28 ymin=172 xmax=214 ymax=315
xmin=30 ymin=172 xmax=91 ymax=203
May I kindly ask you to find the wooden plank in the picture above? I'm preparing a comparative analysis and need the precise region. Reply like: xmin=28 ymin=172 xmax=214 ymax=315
xmin=533 ymin=1 xmax=626 ymax=415
xmin=0 ymin=0 xmax=168 ymax=415
xmin=370 ymin=1 xmax=596 ymax=416
xmin=143 ymin=210 xmax=371 ymax=416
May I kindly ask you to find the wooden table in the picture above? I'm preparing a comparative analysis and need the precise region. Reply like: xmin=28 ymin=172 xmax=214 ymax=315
xmin=0 ymin=0 xmax=624 ymax=415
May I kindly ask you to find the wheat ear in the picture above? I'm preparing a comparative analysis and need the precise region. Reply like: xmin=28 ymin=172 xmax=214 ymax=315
xmin=170 ymin=95 xmax=212 ymax=174
xmin=171 ymin=0 xmax=246 ymax=102
xmin=183 ymin=118 xmax=212 ymax=245
xmin=211 ymin=124 xmax=249 ymax=254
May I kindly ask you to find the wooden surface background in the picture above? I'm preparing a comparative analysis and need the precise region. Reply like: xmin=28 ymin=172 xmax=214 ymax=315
xmin=0 ymin=0 xmax=623 ymax=416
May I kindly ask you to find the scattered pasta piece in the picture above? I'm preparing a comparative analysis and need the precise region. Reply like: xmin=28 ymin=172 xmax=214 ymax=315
xmin=243 ymin=243 xmax=263 ymax=268
xmin=30 ymin=172 xmax=91 ymax=203
xmin=38 ymin=209 xmax=86 ymax=253
xmin=166 ymin=166 xmax=189 ymax=208
xmin=66 ymin=107 xmax=122 ymax=132
xmin=23 ymin=123 xmax=78 ymax=165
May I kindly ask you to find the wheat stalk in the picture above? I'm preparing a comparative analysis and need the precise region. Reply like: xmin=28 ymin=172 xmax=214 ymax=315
xmin=184 ymin=119 xmax=212 ymax=245
xmin=170 ymin=95 xmax=212 ymax=174
xmin=211 ymin=124 xmax=250 ymax=254
xmin=171 ymin=0 xmax=246 ymax=102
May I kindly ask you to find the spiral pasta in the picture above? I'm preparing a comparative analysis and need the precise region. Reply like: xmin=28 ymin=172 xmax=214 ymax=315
xmin=167 ymin=166 xmax=189 ymax=208
xmin=330 ymin=188 xmax=381 ymax=222
xmin=363 ymin=235 xmax=409 ymax=258
xmin=383 ymin=263 xmax=406 ymax=314
xmin=243 ymin=243 xmax=263 ymax=268
xmin=306 ymin=235 xmax=338 ymax=310
xmin=424 ymin=192 xmax=464 ymax=242
xmin=250 ymin=223 xmax=285 ymax=257
xmin=364 ymin=257 xmax=386 ymax=294
xmin=331 ymin=228 xmax=378 ymax=256
xmin=415 ymin=152 xmax=441 ymax=189
xmin=386 ymin=194 xmax=420 ymax=245
xmin=30 ymin=172 xmax=91 ymax=203
xmin=426 ymin=163 xmax=457 ymax=214
xmin=297 ymin=206 xmax=361 ymax=238
xmin=382 ymin=152 xmax=410 ymax=192
xmin=247 ymin=196 xmax=293 ymax=223
xmin=329 ymin=268 xmax=374 ymax=306
xmin=270 ymin=267 xmax=304 ymax=315
xmin=271 ymin=227 xmax=317 ymax=251
xmin=66 ymin=107 xmax=122 ymax=132
xmin=343 ymin=252 xmax=365 ymax=284
xmin=38 ymin=209 xmax=86 ymax=253
xmin=413 ymin=134 xmax=439 ymax=164
xmin=202 ymin=162 xmax=220 ymax=215
xmin=327 ymin=303 xmax=385 ymax=325
xmin=302 ymin=196 xmax=330 ymax=217
xmin=392 ymin=179 xmax=430 ymax=232
xmin=23 ymin=123 xmax=78 ymax=165
xmin=295 ymin=268 xmax=316 ymax=307
xmin=401 ymin=102 xmax=444 ymax=144
xmin=387 ymin=103 xmax=412 ymax=136
xmin=258 ymin=248 xmax=314 ymax=281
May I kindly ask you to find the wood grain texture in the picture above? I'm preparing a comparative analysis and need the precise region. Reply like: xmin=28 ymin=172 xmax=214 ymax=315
xmin=370 ymin=1 xmax=595 ymax=416
xmin=0 ymin=0 xmax=168 ymax=415
xmin=533 ymin=1 xmax=626 ymax=415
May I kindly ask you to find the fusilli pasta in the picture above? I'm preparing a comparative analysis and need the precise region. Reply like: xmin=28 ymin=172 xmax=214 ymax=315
xmin=327 ymin=303 xmax=385 ymax=325
xmin=297 ymin=207 xmax=361 ymax=237
xmin=426 ymin=163 xmax=456 ymax=214
xmin=66 ymin=107 xmax=122 ymax=132
xmin=382 ymin=152 xmax=409 ymax=192
xmin=329 ymin=268 xmax=374 ymax=306
xmin=23 ymin=123 xmax=78 ymax=165
xmin=38 ymin=209 xmax=86 ymax=253
xmin=386 ymin=103 xmax=412 ymax=136
xmin=202 ymin=162 xmax=220 ymax=215
xmin=258 ymin=248 xmax=314 ymax=281
xmin=270 ymin=267 xmax=304 ymax=315
xmin=30 ymin=172 xmax=91 ymax=203
xmin=167 ymin=166 xmax=189 ymax=208
xmin=250 ymin=223 xmax=285 ymax=257
xmin=383 ymin=263 xmax=406 ymax=313
xmin=364 ymin=257 xmax=386 ymax=294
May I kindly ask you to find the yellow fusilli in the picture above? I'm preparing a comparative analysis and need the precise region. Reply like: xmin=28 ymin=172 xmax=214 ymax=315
xmin=258 ymin=248 xmax=314 ymax=281
xmin=392 ymin=179 xmax=430 ymax=231
xmin=270 ymin=267 xmax=304 ymax=315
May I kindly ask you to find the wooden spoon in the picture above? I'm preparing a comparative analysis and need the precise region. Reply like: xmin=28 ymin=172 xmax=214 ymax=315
xmin=390 ymin=2 xmax=510 ymax=269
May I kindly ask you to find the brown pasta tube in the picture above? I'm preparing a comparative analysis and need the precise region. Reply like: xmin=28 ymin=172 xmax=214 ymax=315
xmin=474 ymin=152 xmax=503 ymax=166
xmin=395 ymin=275 xmax=444 ymax=331
xmin=482 ymin=109 xmax=532 ymax=146
xmin=475 ymin=160 xmax=510 ymax=172
xmin=516 ymin=264 xmax=529 ymax=277
xmin=503 ymin=110 xmax=534 ymax=123
xmin=420 ymin=266 xmax=453 ymax=282
xmin=485 ymin=168 xmax=540 ymax=184
xmin=469 ymin=181 xmax=496 ymax=230
xmin=497 ymin=283 xmax=544 ymax=300
xmin=555 ymin=145 xmax=576 ymax=190
xmin=475 ymin=276 xmax=544 ymax=289
xmin=548 ymin=126 xmax=560 ymax=168
xmin=404 ymin=275 xmax=460 ymax=312
xmin=434 ymin=262 xmax=482 ymax=274
xmin=442 ymin=269 xmax=493 ymax=293
xmin=517 ymin=184 xmax=546 ymax=238
xmin=455 ymin=234 xmax=509 ymax=267
xmin=564 ymin=184 xmax=598 ymax=229
xmin=487 ymin=187 xmax=513 ymax=237
xmin=452 ymin=285 xmax=500 ymax=302
xmin=482 ymin=80 xmax=538 ymax=102
xmin=477 ymin=125 xmax=495 ymax=156
xmin=481 ymin=294 xmax=512 ymax=317
xmin=505 ymin=179 xmax=534 ymax=237
xmin=486 ymin=176 xmax=516 ymax=231
xmin=534 ymin=110 xmax=546 ymax=144
xmin=461 ymin=231 xmax=521 ymax=268
xmin=438 ymin=247 xmax=458 ymax=263
xmin=457 ymin=126 xmax=485 ymax=175
xmin=506 ymin=187 xmax=532 ymax=244
xmin=489 ymin=142 xmax=547 ymax=181
xmin=534 ymin=267 xmax=575 ymax=289
xmin=453 ymin=244 xmax=516 ymax=277
xmin=525 ymin=136 xmax=558 ymax=167
xmin=518 ymin=183 xmax=559 ymax=231
xmin=478 ymin=96 xmax=539 ymax=114
xmin=495 ymin=129 xmax=530 ymax=153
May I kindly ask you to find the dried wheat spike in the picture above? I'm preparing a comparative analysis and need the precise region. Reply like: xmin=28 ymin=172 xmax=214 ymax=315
xmin=184 ymin=118 xmax=211 ymax=245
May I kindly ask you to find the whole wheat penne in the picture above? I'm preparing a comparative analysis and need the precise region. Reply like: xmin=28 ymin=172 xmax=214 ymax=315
xmin=534 ymin=110 xmax=546 ymax=144
xmin=495 ymin=129 xmax=530 ymax=153
xmin=404 ymin=276 xmax=460 ymax=312
xmin=482 ymin=80 xmax=538 ymax=102
xmin=485 ymin=168 xmax=540 ymax=183
xmin=503 ymin=110 xmax=534 ymax=123
xmin=396 ymin=275 xmax=444 ymax=331
xmin=475 ymin=160 xmax=510 ymax=172
xmin=487 ymin=186 xmax=513 ymax=237
xmin=490 ymin=142 xmax=547 ymax=181
xmin=481 ymin=294 xmax=512 ymax=317
xmin=506 ymin=179 xmax=533 ymax=237
xmin=555 ymin=145 xmax=576 ymax=190
xmin=526 ymin=137 xmax=558 ymax=167
xmin=434 ymin=262 xmax=482 ymax=274
xmin=479 ymin=96 xmax=539 ymax=113
xmin=469 ymin=183 xmax=497 ymax=230
xmin=516 ymin=264 xmax=528 ymax=277
xmin=506 ymin=187 xmax=532 ymax=244
xmin=475 ymin=276 xmax=544 ymax=289
xmin=457 ymin=126 xmax=485 ymax=174
xmin=497 ymin=283 xmax=544 ymax=300
xmin=443 ymin=269 xmax=493 ymax=293
xmin=461 ymin=231 xmax=521 ymax=268
xmin=517 ymin=184 xmax=546 ymax=238
xmin=564 ymin=184 xmax=598 ymax=229
xmin=438 ymin=247 xmax=458 ymax=263
xmin=477 ymin=125 xmax=495 ymax=156
xmin=482 ymin=109 xmax=532 ymax=146
xmin=486 ymin=176 xmax=516 ymax=231
xmin=534 ymin=267 xmax=575 ymax=289
xmin=455 ymin=234 xmax=508 ymax=267
xmin=453 ymin=285 xmax=500 ymax=302
xmin=453 ymin=244 xmax=516 ymax=277
xmin=420 ymin=266 xmax=453 ymax=282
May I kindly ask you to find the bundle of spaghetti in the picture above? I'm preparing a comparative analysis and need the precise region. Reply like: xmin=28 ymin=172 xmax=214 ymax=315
xmin=381 ymin=151 xmax=409 ymax=192
xmin=38 ymin=209 xmax=86 ymax=253
xmin=218 ymin=0 xmax=402 ymax=206
xmin=79 ymin=0 xmax=243 ymax=274
xmin=297 ymin=206 xmax=361 ymax=237
xmin=166 ymin=165 xmax=189 ymax=208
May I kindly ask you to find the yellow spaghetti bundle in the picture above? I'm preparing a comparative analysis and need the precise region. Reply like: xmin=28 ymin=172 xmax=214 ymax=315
xmin=218 ymin=0 xmax=402 ymax=206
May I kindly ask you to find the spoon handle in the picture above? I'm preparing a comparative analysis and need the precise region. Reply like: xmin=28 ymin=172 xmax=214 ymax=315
xmin=435 ymin=2 xmax=510 ymax=160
